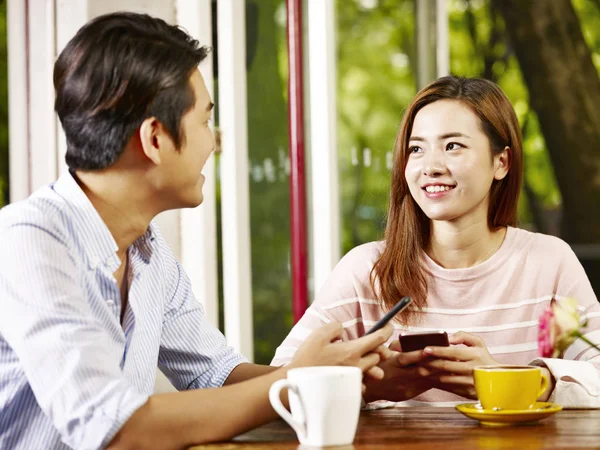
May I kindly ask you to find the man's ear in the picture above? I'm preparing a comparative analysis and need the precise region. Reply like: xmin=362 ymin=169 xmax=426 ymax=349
xmin=494 ymin=146 xmax=511 ymax=181
xmin=139 ymin=117 xmax=163 ymax=165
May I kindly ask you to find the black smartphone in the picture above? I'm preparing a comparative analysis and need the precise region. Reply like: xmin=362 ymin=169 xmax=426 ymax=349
xmin=365 ymin=296 xmax=412 ymax=335
xmin=398 ymin=331 xmax=449 ymax=352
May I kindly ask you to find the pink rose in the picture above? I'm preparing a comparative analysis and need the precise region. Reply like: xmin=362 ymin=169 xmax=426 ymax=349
xmin=538 ymin=305 xmax=556 ymax=358
xmin=538 ymin=297 xmax=600 ymax=358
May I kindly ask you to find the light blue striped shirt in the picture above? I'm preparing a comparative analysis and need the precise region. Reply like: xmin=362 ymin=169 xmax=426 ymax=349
xmin=0 ymin=172 xmax=246 ymax=449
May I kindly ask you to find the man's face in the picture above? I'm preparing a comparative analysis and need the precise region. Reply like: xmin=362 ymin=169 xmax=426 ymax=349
xmin=160 ymin=69 xmax=215 ymax=209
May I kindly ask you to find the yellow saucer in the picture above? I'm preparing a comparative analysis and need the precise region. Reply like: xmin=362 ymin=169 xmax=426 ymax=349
xmin=456 ymin=402 xmax=562 ymax=427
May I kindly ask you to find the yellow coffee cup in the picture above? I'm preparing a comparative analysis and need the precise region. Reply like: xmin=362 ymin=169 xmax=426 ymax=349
xmin=473 ymin=365 xmax=549 ymax=411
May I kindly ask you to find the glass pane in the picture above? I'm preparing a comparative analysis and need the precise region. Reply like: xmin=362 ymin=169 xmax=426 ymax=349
xmin=215 ymin=0 xmax=293 ymax=364
xmin=336 ymin=0 xmax=417 ymax=254
xmin=246 ymin=0 xmax=293 ymax=364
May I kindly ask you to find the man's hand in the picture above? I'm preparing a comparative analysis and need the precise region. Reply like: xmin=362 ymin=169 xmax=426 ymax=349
xmin=418 ymin=332 xmax=498 ymax=399
xmin=363 ymin=340 xmax=435 ymax=403
xmin=290 ymin=322 xmax=393 ymax=375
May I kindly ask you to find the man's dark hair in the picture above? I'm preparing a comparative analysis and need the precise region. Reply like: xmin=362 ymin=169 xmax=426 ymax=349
xmin=54 ymin=12 xmax=209 ymax=170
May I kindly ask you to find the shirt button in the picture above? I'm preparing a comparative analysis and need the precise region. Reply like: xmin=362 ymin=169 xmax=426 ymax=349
xmin=88 ymin=255 xmax=100 ymax=270
xmin=106 ymin=299 xmax=115 ymax=306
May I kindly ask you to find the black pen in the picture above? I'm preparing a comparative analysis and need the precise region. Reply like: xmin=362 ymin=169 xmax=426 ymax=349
xmin=365 ymin=296 xmax=412 ymax=335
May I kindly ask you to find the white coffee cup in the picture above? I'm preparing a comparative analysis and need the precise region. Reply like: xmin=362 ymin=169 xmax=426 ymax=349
xmin=269 ymin=366 xmax=362 ymax=447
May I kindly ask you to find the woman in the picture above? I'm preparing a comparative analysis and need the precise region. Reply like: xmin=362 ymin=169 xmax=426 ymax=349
xmin=273 ymin=76 xmax=600 ymax=408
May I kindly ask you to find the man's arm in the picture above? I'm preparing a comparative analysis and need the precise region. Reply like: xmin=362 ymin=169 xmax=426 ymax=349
xmin=116 ymin=229 xmax=390 ymax=448
xmin=155 ymin=236 xmax=251 ymax=391
xmin=109 ymin=323 xmax=392 ymax=449
xmin=223 ymin=363 xmax=278 ymax=385
xmin=108 ymin=366 xmax=288 ymax=449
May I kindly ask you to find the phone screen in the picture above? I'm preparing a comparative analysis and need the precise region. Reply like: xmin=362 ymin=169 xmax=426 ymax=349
xmin=399 ymin=331 xmax=449 ymax=352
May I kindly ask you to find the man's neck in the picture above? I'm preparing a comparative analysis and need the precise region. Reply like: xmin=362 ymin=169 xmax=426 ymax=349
xmin=74 ymin=169 xmax=157 ymax=256
xmin=427 ymin=214 xmax=507 ymax=269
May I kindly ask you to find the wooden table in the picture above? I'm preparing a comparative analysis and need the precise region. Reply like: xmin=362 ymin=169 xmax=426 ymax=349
xmin=191 ymin=407 xmax=600 ymax=449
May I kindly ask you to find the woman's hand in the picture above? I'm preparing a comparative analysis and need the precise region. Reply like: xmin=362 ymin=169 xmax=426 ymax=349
xmin=418 ymin=332 xmax=499 ymax=399
xmin=363 ymin=340 xmax=436 ymax=403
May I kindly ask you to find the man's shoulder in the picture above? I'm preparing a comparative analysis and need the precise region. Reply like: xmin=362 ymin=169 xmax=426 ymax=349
xmin=0 ymin=187 xmax=65 ymax=229
xmin=0 ymin=186 xmax=70 ymax=240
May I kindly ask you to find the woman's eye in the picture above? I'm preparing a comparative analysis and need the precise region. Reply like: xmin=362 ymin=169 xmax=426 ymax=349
xmin=409 ymin=145 xmax=422 ymax=153
xmin=446 ymin=142 xmax=463 ymax=151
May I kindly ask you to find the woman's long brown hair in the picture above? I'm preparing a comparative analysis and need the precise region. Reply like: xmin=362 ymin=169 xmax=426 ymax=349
xmin=371 ymin=76 xmax=523 ymax=324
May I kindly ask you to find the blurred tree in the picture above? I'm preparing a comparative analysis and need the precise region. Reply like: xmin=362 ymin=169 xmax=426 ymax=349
xmin=493 ymin=0 xmax=600 ymax=244
xmin=448 ymin=0 xmax=561 ymax=236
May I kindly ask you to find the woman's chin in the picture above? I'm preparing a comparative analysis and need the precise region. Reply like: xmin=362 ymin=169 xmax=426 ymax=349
xmin=421 ymin=208 xmax=459 ymax=222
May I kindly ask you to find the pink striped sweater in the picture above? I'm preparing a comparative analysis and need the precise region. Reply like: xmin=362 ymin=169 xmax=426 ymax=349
xmin=272 ymin=227 xmax=600 ymax=408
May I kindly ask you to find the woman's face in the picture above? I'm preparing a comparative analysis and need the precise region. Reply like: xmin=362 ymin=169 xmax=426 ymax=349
xmin=404 ymin=99 xmax=509 ymax=225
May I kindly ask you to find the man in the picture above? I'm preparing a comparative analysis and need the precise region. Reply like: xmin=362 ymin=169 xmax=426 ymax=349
xmin=0 ymin=12 xmax=392 ymax=450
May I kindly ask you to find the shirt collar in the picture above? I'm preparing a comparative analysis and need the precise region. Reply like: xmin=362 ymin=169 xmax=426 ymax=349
xmin=133 ymin=225 xmax=155 ymax=265
xmin=51 ymin=171 xmax=154 ymax=270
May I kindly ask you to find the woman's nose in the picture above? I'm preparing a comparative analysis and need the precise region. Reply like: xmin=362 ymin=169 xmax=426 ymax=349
xmin=422 ymin=149 xmax=447 ymax=176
